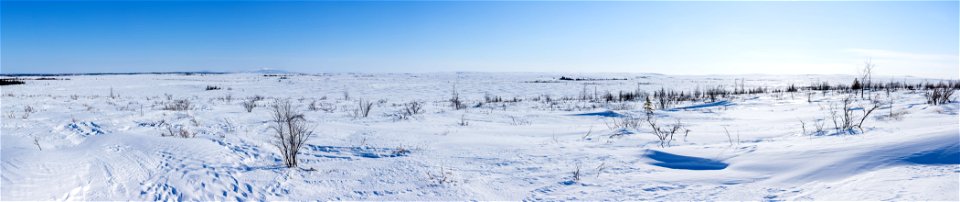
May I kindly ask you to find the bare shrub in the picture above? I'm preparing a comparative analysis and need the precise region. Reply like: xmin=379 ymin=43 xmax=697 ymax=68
xmin=647 ymin=118 xmax=687 ymax=148
xmin=458 ymin=114 xmax=469 ymax=126
xmin=161 ymin=124 xmax=194 ymax=138
xmin=581 ymin=126 xmax=595 ymax=141
xmin=450 ymin=84 xmax=465 ymax=110
xmin=571 ymin=163 xmax=582 ymax=182
xmin=33 ymin=135 xmax=42 ymax=151
xmin=353 ymin=98 xmax=374 ymax=118
xmin=724 ymin=127 xmax=735 ymax=146
xmin=426 ymin=166 xmax=454 ymax=185
xmin=609 ymin=102 xmax=634 ymax=110
xmin=508 ymin=115 xmax=531 ymax=126
xmin=22 ymin=105 xmax=35 ymax=119
xmin=393 ymin=101 xmax=424 ymax=120
xmin=595 ymin=162 xmax=605 ymax=178
xmin=219 ymin=118 xmax=236 ymax=138
xmin=83 ymin=104 xmax=96 ymax=111
xmin=242 ymin=99 xmax=257 ymax=112
xmin=926 ymin=88 xmax=954 ymax=105
xmin=250 ymin=95 xmax=265 ymax=102
xmin=403 ymin=101 xmax=424 ymax=116
xmin=605 ymin=116 xmax=642 ymax=131
xmin=163 ymin=99 xmax=192 ymax=111
xmin=392 ymin=145 xmax=410 ymax=156
xmin=814 ymin=119 xmax=826 ymax=135
xmin=222 ymin=94 xmax=233 ymax=102
xmin=799 ymin=119 xmax=807 ymax=135
xmin=269 ymin=99 xmax=315 ymax=168
xmin=827 ymin=95 xmax=881 ymax=134
xmin=308 ymin=100 xmax=319 ymax=111
xmin=317 ymin=102 xmax=337 ymax=113
xmin=828 ymin=96 xmax=856 ymax=132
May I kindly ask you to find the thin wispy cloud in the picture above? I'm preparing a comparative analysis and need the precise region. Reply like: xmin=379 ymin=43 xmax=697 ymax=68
xmin=845 ymin=48 xmax=957 ymax=61
xmin=841 ymin=48 xmax=959 ymax=79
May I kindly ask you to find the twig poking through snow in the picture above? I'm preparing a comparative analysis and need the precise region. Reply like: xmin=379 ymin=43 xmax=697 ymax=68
xmin=32 ymin=135 xmax=41 ymax=151
xmin=595 ymin=162 xmax=605 ymax=178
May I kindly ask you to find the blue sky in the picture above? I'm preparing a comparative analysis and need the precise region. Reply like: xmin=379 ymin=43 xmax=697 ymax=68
xmin=2 ymin=1 xmax=958 ymax=78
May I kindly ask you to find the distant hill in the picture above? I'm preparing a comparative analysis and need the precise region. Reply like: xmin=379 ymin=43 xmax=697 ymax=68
xmin=247 ymin=68 xmax=291 ymax=74
xmin=0 ymin=71 xmax=229 ymax=77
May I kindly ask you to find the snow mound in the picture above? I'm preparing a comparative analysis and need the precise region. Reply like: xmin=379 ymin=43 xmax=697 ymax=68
xmin=572 ymin=110 xmax=625 ymax=118
xmin=667 ymin=100 xmax=735 ymax=111
xmin=900 ymin=139 xmax=959 ymax=165
xmin=643 ymin=150 xmax=728 ymax=170
xmin=740 ymin=130 xmax=960 ymax=183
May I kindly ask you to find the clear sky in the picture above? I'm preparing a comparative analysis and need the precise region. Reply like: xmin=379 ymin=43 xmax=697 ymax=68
xmin=2 ymin=1 xmax=958 ymax=78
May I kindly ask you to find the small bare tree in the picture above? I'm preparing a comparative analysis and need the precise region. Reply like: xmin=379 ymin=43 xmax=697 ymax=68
xmin=855 ymin=99 xmax=881 ymax=131
xmin=269 ymin=99 xmax=315 ymax=168
xmin=242 ymin=99 xmax=257 ymax=112
xmin=860 ymin=59 xmax=874 ymax=99
xmin=450 ymin=84 xmax=465 ymax=110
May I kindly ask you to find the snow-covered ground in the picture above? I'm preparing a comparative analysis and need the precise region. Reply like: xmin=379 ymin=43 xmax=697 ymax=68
xmin=2 ymin=72 xmax=957 ymax=200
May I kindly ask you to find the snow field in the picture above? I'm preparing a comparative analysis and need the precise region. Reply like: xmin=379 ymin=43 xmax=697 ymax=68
xmin=1 ymin=72 xmax=957 ymax=200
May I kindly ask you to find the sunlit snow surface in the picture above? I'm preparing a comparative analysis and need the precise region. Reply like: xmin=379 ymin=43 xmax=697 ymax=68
xmin=2 ymin=73 xmax=957 ymax=200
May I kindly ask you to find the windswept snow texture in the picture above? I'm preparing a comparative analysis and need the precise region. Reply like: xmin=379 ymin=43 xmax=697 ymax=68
xmin=1 ymin=73 xmax=958 ymax=200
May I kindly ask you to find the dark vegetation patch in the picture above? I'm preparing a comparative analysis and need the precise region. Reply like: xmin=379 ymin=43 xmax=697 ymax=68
xmin=262 ymin=74 xmax=289 ymax=79
xmin=558 ymin=76 xmax=627 ymax=81
xmin=0 ymin=77 xmax=71 ymax=86
xmin=0 ymin=79 xmax=25 ymax=86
